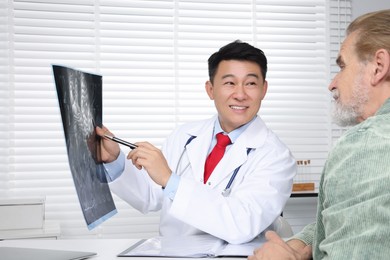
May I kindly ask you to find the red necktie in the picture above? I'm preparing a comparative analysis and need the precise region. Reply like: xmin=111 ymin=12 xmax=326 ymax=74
xmin=204 ymin=133 xmax=231 ymax=183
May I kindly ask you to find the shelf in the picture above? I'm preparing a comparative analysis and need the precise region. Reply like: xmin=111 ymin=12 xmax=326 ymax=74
xmin=0 ymin=221 xmax=60 ymax=240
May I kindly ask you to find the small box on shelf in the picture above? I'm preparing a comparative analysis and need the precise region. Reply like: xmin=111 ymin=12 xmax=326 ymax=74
xmin=292 ymin=182 xmax=315 ymax=192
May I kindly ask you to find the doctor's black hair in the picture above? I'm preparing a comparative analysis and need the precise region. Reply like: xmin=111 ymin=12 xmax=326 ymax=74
xmin=207 ymin=40 xmax=268 ymax=84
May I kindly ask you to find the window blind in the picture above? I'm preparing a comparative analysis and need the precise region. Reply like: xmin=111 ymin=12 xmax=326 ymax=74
xmin=0 ymin=0 xmax=351 ymax=238
xmin=329 ymin=0 xmax=353 ymax=144
xmin=0 ymin=0 xmax=8 ymax=197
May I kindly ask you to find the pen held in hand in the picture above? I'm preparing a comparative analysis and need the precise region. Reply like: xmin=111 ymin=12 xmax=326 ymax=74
xmin=104 ymin=134 xmax=138 ymax=149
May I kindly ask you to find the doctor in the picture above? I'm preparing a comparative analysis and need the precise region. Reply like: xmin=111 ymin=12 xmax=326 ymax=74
xmin=96 ymin=40 xmax=296 ymax=244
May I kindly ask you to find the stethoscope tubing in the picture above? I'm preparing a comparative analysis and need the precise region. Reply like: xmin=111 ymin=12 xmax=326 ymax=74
xmin=175 ymin=135 xmax=252 ymax=197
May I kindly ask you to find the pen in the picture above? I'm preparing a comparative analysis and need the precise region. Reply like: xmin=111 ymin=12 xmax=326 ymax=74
xmin=104 ymin=134 xmax=138 ymax=149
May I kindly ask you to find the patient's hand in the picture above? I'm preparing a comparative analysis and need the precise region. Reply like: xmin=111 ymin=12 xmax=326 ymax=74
xmin=247 ymin=231 xmax=312 ymax=260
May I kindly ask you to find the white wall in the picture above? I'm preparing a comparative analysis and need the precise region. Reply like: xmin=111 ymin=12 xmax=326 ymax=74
xmin=352 ymin=0 xmax=389 ymax=19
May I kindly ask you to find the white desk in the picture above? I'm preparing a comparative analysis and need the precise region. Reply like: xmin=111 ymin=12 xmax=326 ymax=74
xmin=0 ymin=239 xmax=133 ymax=259
xmin=0 ymin=238 xmax=247 ymax=259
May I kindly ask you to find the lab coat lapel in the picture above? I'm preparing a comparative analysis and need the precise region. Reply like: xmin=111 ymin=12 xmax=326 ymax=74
xmin=185 ymin=120 xmax=214 ymax=183
xmin=206 ymin=117 xmax=267 ymax=188
xmin=206 ymin=138 xmax=248 ymax=187
xmin=184 ymin=116 xmax=267 ymax=188
xmin=186 ymin=135 xmax=247 ymax=187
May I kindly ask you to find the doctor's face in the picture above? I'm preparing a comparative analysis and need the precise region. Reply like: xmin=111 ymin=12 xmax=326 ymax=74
xmin=205 ymin=60 xmax=267 ymax=133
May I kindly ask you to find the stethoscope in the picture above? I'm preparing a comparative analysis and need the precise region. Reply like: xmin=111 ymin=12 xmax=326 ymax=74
xmin=175 ymin=135 xmax=252 ymax=197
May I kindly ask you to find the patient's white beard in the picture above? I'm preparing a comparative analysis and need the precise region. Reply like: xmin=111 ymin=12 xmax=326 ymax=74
xmin=331 ymin=74 xmax=369 ymax=127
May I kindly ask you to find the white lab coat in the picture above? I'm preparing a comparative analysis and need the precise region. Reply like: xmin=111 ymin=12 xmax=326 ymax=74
xmin=109 ymin=115 xmax=296 ymax=244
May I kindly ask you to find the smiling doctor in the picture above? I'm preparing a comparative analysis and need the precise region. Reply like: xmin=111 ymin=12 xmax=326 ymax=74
xmin=96 ymin=40 xmax=296 ymax=244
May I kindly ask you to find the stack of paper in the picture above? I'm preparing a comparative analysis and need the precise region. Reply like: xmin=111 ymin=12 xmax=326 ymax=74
xmin=0 ymin=197 xmax=45 ymax=230
xmin=0 ymin=197 xmax=60 ymax=240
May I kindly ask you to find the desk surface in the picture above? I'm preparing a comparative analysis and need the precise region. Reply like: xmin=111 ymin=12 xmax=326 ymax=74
xmin=0 ymin=238 xmax=246 ymax=260
xmin=0 ymin=239 xmax=136 ymax=260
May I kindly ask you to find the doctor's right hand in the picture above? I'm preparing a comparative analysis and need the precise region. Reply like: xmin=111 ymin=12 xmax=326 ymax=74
xmin=96 ymin=126 xmax=121 ymax=163
xmin=127 ymin=142 xmax=172 ymax=188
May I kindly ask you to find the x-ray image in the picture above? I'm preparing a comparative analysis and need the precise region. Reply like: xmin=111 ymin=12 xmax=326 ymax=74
xmin=53 ymin=65 xmax=117 ymax=230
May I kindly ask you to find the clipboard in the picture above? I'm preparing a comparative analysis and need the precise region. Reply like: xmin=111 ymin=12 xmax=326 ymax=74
xmin=118 ymin=234 xmax=265 ymax=258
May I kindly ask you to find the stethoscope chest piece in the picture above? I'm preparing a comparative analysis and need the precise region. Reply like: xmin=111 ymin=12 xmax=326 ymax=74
xmin=221 ymin=188 xmax=231 ymax=197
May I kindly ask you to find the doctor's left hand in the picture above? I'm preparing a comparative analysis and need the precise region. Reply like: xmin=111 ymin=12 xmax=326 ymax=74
xmin=127 ymin=142 xmax=172 ymax=187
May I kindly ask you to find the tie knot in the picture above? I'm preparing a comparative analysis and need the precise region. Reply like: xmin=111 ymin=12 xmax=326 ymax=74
xmin=216 ymin=133 xmax=231 ymax=148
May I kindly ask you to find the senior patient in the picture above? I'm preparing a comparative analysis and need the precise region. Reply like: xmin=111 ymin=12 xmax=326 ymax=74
xmin=248 ymin=9 xmax=390 ymax=260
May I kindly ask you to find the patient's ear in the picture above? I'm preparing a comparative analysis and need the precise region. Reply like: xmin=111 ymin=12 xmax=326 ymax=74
xmin=371 ymin=49 xmax=390 ymax=86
